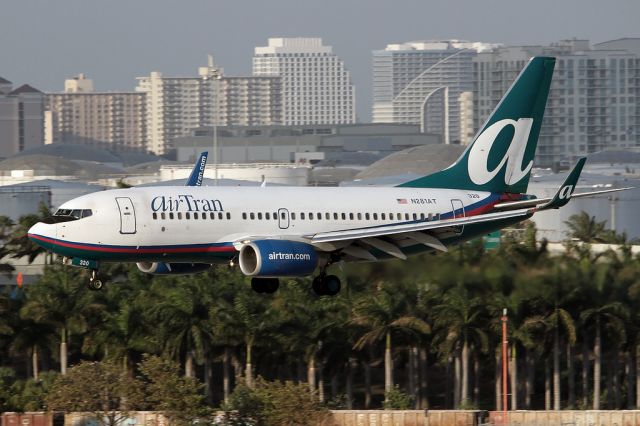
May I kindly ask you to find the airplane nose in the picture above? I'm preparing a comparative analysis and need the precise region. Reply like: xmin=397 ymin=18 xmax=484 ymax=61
xmin=28 ymin=222 xmax=56 ymax=247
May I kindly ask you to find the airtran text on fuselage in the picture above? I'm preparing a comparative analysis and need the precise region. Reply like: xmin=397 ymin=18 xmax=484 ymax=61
xmin=151 ymin=195 xmax=224 ymax=212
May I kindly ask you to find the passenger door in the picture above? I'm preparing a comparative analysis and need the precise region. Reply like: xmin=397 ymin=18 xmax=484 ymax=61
xmin=115 ymin=197 xmax=136 ymax=234
xmin=278 ymin=208 xmax=290 ymax=230
xmin=450 ymin=199 xmax=465 ymax=235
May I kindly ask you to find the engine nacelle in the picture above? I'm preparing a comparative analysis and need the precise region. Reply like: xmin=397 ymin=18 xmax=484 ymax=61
xmin=136 ymin=262 xmax=211 ymax=275
xmin=238 ymin=240 xmax=318 ymax=277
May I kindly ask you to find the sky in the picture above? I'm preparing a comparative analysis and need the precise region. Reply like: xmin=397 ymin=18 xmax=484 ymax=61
xmin=1 ymin=0 xmax=638 ymax=121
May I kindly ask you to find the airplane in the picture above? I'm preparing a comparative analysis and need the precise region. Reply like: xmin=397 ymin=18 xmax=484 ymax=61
xmin=27 ymin=56 xmax=630 ymax=294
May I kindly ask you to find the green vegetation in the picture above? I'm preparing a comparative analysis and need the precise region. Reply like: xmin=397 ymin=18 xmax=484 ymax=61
xmin=0 ymin=213 xmax=640 ymax=415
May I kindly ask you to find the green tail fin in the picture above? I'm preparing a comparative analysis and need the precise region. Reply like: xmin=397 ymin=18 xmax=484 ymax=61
xmin=398 ymin=56 xmax=556 ymax=193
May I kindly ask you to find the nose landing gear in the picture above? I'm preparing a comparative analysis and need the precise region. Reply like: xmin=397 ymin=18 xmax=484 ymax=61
xmin=87 ymin=270 xmax=105 ymax=291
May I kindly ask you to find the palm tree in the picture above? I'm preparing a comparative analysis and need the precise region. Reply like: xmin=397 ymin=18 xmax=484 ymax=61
xmin=578 ymin=254 xmax=630 ymax=409
xmin=351 ymin=279 xmax=430 ymax=402
xmin=20 ymin=265 xmax=101 ymax=374
xmin=433 ymin=285 xmax=488 ymax=407
xmin=145 ymin=275 xmax=216 ymax=378
xmin=8 ymin=203 xmax=52 ymax=264
xmin=564 ymin=211 xmax=610 ymax=243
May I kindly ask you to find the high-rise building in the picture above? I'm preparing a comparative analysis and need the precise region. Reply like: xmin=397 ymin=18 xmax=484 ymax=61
xmin=253 ymin=38 xmax=356 ymax=126
xmin=0 ymin=79 xmax=44 ymax=158
xmin=45 ymin=74 xmax=146 ymax=152
xmin=473 ymin=39 xmax=640 ymax=166
xmin=372 ymin=40 xmax=498 ymax=145
xmin=137 ymin=59 xmax=282 ymax=155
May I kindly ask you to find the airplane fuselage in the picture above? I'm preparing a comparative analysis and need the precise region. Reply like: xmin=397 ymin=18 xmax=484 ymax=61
xmin=28 ymin=186 xmax=519 ymax=264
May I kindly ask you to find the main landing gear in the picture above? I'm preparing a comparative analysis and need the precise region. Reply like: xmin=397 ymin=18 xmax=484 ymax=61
xmin=251 ymin=277 xmax=280 ymax=294
xmin=312 ymin=274 xmax=341 ymax=296
xmin=87 ymin=270 xmax=104 ymax=291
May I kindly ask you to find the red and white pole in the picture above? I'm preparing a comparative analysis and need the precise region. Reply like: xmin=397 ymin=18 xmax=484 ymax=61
xmin=501 ymin=308 xmax=509 ymax=425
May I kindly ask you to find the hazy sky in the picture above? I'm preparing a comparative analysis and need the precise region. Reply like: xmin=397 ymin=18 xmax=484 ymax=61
xmin=2 ymin=0 xmax=638 ymax=120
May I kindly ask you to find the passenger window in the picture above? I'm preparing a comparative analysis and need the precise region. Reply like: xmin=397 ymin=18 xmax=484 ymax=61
xmin=341 ymin=213 xmax=346 ymax=220
xmin=161 ymin=212 xmax=166 ymax=220
xmin=250 ymin=213 xmax=255 ymax=220
xmin=365 ymin=213 xmax=370 ymax=220
xmin=258 ymin=213 xmax=263 ymax=220
xmin=309 ymin=213 xmax=314 ymax=220
xmin=389 ymin=213 xmax=393 ymax=220
xmin=210 ymin=212 xmax=215 ymax=219
xmin=420 ymin=213 xmax=425 ymax=220
xmin=413 ymin=213 xmax=418 ymax=220
xmin=301 ymin=213 xmax=305 ymax=220
xmin=153 ymin=212 xmax=157 ymax=220
xmin=317 ymin=213 xmax=322 ymax=221
xmin=291 ymin=213 xmax=296 ymax=220
xmin=194 ymin=212 xmax=199 ymax=219
xmin=169 ymin=213 xmax=174 ymax=220
xmin=273 ymin=212 xmax=277 ymax=219
xmin=405 ymin=213 xmax=410 ymax=220
xmin=177 ymin=212 xmax=182 ymax=219
xmin=265 ymin=212 xmax=270 ymax=220
xmin=357 ymin=213 xmax=362 ymax=220
xmin=242 ymin=213 xmax=247 ymax=220
xmin=333 ymin=213 xmax=338 ymax=220
xmin=202 ymin=213 xmax=206 ymax=220
xmin=226 ymin=213 xmax=230 ymax=219
xmin=373 ymin=213 xmax=378 ymax=220
xmin=349 ymin=213 xmax=354 ymax=220
xmin=186 ymin=212 xmax=191 ymax=219
xmin=326 ymin=213 xmax=330 ymax=220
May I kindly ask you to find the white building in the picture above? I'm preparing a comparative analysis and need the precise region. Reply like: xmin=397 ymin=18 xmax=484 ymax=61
xmin=253 ymin=38 xmax=356 ymax=126
xmin=473 ymin=39 xmax=640 ymax=167
xmin=372 ymin=40 xmax=498 ymax=145
xmin=137 ymin=59 xmax=282 ymax=155
xmin=46 ymin=74 xmax=146 ymax=152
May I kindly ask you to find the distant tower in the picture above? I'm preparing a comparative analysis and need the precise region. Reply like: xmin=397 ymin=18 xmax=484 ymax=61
xmin=253 ymin=37 xmax=356 ymax=125
xmin=64 ymin=74 xmax=94 ymax=93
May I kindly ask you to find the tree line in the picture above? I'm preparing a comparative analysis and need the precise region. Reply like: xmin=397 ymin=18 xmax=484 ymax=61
xmin=1 ymin=210 xmax=639 ymax=413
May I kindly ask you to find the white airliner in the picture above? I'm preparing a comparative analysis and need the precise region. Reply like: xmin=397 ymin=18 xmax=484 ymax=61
xmin=27 ymin=57 xmax=628 ymax=295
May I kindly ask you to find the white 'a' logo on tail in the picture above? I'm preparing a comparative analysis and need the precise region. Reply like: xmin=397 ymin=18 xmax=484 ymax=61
xmin=468 ymin=118 xmax=534 ymax=186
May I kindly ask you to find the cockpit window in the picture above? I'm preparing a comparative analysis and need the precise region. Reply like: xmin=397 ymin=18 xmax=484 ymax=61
xmin=54 ymin=209 xmax=93 ymax=219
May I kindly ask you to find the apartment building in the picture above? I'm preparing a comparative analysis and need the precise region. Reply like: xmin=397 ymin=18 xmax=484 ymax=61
xmin=0 ymin=78 xmax=44 ymax=158
xmin=253 ymin=38 xmax=356 ymax=125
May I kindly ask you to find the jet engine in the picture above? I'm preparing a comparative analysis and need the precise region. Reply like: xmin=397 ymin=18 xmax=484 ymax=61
xmin=238 ymin=240 xmax=318 ymax=277
xmin=136 ymin=262 xmax=211 ymax=275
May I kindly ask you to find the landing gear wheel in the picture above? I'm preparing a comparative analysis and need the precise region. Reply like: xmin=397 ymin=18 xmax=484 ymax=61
xmin=88 ymin=279 xmax=103 ymax=291
xmin=312 ymin=276 xmax=324 ymax=295
xmin=312 ymin=274 xmax=341 ymax=296
xmin=87 ymin=270 xmax=104 ymax=291
xmin=251 ymin=277 xmax=279 ymax=294
xmin=323 ymin=275 xmax=341 ymax=296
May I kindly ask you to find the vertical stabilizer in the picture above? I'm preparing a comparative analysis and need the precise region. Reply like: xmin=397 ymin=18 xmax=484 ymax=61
xmin=398 ymin=56 xmax=555 ymax=193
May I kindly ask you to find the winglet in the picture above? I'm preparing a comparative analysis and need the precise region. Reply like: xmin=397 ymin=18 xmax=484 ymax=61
xmin=536 ymin=157 xmax=586 ymax=210
xmin=186 ymin=152 xmax=208 ymax=187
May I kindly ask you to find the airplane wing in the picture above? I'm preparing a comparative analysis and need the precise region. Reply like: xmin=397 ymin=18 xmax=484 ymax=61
xmin=493 ymin=158 xmax=633 ymax=211
xmin=186 ymin=152 xmax=208 ymax=187
xmin=231 ymin=207 xmax=534 ymax=261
